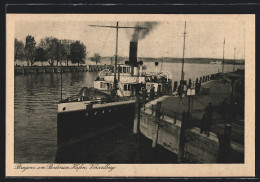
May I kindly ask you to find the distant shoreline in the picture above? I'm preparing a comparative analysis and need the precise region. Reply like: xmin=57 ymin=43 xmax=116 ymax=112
xmin=137 ymin=57 xmax=245 ymax=65
xmin=108 ymin=57 xmax=245 ymax=65
xmin=14 ymin=57 xmax=245 ymax=68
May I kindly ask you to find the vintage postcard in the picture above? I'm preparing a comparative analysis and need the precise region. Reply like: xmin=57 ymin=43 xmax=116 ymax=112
xmin=6 ymin=14 xmax=255 ymax=177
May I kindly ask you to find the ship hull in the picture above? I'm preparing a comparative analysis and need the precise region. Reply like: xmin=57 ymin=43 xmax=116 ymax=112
xmin=57 ymin=100 xmax=136 ymax=148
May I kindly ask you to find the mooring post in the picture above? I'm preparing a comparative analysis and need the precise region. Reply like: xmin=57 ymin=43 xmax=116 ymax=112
xmin=223 ymin=123 xmax=232 ymax=163
xmin=173 ymin=81 xmax=178 ymax=92
xmin=133 ymin=84 xmax=141 ymax=134
xmin=162 ymin=107 xmax=165 ymax=119
xmin=178 ymin=111 xmax=187 ymax=163
xmin=152 ymin=101 xmax=162 ymax=148
xmin=174 ymin=112 xmax=177 ymax=124
xmin=142 ymin=88 xmax=147 ymax=111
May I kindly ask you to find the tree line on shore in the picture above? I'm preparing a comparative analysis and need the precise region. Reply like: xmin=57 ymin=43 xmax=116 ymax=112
xmin=15 ymin=35 xmax=102 ymax=66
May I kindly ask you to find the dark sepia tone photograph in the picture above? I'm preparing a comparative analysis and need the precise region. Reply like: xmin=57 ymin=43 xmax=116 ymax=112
xmin=6 ymin=14 xmax=255 ymax=177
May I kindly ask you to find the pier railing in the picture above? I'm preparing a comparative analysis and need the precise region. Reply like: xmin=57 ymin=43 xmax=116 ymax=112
xmin=148 ymin=103 xmax=183 ymax=123
xmin=147 ymin=102 xmax=226 ymax=131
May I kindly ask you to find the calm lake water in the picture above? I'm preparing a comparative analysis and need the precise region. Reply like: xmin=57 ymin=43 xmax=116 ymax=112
xmin=14 ymin=62 xmax=244 ymax=163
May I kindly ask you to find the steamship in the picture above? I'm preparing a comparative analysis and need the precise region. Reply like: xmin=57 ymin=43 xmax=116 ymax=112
xmin=94 ymin=42 xmax=172 ymax=97
xmin=57 ymin=24 xmax=172 ymax=147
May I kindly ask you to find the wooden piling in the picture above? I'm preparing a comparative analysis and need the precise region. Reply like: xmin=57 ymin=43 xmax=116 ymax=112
xmin=152 ymin=101 xmax=162 ymax=148
xmin=178 ymin=111 xmax=187 ymax=162
xmin=223 ymin=123 xmax=232 ymax=162
xmin=133 ymin=84 xmax=141 ymax=134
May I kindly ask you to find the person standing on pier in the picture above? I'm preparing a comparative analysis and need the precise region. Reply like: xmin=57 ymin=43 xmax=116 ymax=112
xmin=195 ymin=81 xmax=201 ymax=95
xmin=200 ymin=102 xmax=212 ymax=137
xmin=150 ymin=85 xmax=155 ymax=100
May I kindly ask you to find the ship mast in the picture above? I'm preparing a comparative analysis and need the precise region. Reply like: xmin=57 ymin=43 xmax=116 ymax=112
xmin=180 ymin=21 xmax=187 ymax=97
xmin=59 ymin=40 xmax=62 ymax=102
xmin=161 ymin=56 xmax=164 ymax=72
xmin=222 ymin=38 xmax=225 ymax=73
xmin=233 ymin=47 xmax=236 ymax=71
xmin=115 ymin=22 xmax=119 ymax=90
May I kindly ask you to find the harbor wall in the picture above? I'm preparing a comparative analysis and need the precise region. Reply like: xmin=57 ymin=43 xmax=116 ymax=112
xmin=14 ymin=65 xmax=113 ymax=74
xmin=140 ymin=106 xmax=219 ymax=163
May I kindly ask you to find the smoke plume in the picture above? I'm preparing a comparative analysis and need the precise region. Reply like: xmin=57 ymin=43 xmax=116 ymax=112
xmin=131 ymin=22 xmax=159 ymax=42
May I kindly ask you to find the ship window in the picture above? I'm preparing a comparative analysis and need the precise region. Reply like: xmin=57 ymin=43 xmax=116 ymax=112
xmin=124 ymin=84 xmax=128 ymax=91
xmin=123 ymin=67 xmax=126 ymax=73
xmin=127 ymin=67 xmax=130 ymax=73
xmin=128 ymin=84 xmax=131 ymax=91
xmin=119 ymin=67 xmax=122 ymax=73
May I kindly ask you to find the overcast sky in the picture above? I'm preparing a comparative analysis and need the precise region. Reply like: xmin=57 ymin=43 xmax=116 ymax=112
xmin=15 ymin=20 xmax=245 ymax=59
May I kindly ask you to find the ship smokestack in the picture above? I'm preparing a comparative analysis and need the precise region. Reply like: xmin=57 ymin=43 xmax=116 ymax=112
xmin=129 ymin=41 xmax=138 ymax=67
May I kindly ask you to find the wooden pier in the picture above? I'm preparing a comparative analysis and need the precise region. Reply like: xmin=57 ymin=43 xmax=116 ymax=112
xmin=138 ymin=71 xmax=244 ymax=163
xmin=139 ymin=98 xmax=219 ymax=163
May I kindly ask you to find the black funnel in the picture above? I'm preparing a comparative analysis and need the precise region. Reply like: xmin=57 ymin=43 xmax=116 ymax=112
xmin=129 ymin=42 xmax=138 ymax=66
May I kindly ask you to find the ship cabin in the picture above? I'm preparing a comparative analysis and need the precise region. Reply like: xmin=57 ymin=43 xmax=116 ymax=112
xmin=94 ymin=64 xmax=146 ymax=97
xmin=145 ymin=72 xmax=173 ymax=96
